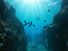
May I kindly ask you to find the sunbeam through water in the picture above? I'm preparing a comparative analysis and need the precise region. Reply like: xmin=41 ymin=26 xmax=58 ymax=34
xmin=6 ymin=0 xmax=62 ymax=50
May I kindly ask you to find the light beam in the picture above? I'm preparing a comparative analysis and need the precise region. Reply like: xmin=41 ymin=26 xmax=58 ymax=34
xmin=23 ymin=0 xmax=37 ymax=4
xmin=22 ymin=0 xmax=40 ymax=6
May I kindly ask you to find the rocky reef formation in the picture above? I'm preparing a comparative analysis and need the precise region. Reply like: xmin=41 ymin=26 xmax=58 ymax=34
xmin=0 ymin=0 xmax=27 ymax=51
xmin=62 ymin=0 xmax=68 ymax=8
xmin=46 ymin=0 xmax=68 ymax=51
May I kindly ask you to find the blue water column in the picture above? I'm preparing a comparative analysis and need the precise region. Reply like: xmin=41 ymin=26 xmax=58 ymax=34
xmin=7 ymin=0 xmax=62 ymax=46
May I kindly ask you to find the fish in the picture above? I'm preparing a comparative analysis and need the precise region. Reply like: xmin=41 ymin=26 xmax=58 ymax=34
xmin=24 ymin=20 xmax=28 ymax=26
xmin=37 ymin=17 xmax=40 ymax=20
xmin=43 ymin=26 xmax=47 ymax=28
xmin=48 ymin=9 xmax=51 ymax=12
xmin=28 ymin=22 xmax=32 ymax=27
xmin=43 ymin=20 xmax=46 ymax=22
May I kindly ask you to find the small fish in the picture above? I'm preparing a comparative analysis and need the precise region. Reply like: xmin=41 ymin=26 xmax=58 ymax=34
xmin=32 ymin=24 xmax=35 ymax=27
xmin=24 ymin=23 xmax=27 ymax=26
xmin=24 ymin=20 xmax=26 ymax=23
xmin=48 ymin=9 xmax=51 ymax=12
xmin=37 ymin=18 xmax=40 ymax=20
xmin=24 ymin=20 xmax=28 ymax=26
xmin=28 ymin=22 xmax=32 ymax=27
xmin=43 ymin=20 xmax=46 ymax=22
xmin=43 ymin=26 xmax=47 ymax=28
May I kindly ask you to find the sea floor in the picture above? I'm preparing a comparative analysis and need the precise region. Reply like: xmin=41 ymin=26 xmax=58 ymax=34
xmin=27 ymin=42 xmax=49 ymax=51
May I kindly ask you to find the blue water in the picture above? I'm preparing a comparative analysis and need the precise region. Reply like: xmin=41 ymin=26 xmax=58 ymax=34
xmin=6 ymin=0 xmax=62 ymax=50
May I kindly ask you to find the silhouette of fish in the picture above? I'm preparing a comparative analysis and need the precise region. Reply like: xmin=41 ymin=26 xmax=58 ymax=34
xmin=32 ymin=24 xmax=35 ymax=27
xmin=37 ymin=18 xmax=40 ymax=20
xmin=43 ymin=26 xmax=47 ymax=28
xmin=48 ymin=9 xmax=51 ymax=12
xmin=24 ymin=20 xmax=35 ymax=27
xmin=24 ymin=20 xmax=28 ymax=26
xmin=28 ymin=22 xmax=32 ymax=27
xmin=43 ymin=20 xmax=46 ymax=22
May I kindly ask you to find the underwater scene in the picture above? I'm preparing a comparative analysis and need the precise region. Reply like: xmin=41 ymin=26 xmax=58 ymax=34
xmin=0 ymin=0 xmax=68 ymax=51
